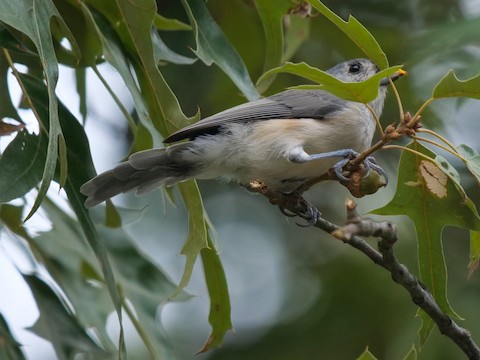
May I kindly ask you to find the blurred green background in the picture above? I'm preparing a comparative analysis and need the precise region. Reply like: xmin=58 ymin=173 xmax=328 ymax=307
xmin=95 ymin=0 xmax=480 ymax=359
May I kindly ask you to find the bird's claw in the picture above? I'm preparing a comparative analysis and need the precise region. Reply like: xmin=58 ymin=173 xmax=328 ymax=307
xmin=278 ymin=195 xmax=321 ymax=226
xmin=332 ymin=151 xmax=388 ymax=185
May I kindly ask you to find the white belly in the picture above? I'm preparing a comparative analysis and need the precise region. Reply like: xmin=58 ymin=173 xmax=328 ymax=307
xmin=182 ymin=114 xmax=376 ymax=192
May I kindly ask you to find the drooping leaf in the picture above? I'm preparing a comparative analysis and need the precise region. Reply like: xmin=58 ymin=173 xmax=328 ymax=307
xmin=85 ymin=2 xmax=210 ymax=305
xmin=24 ymin=275 xmax=109 ymax=360
xmin=181 ymin=0 xmax=260 ymax=101
xmin=356 ymin=347 xmax=378 ymax=360
xmin=52 ymin=0 xmax=103 ymax=67
xmin=456 ymin=144 xmax=480 ymax=186
xmin=0 ymin=0 xmax=78 ymax=220
xmin=88 ymin=0 xmax=196 ymax=139
xmin=372 ymin=141 xmax=480 ymax=343
xmin=24 ymin=200 xmax=117 ymax=351
xmin=198 ymin=236 xmax=232 ymax=352
xmin=0 ymin=130 xmax=47 ymax=203
xmin=307 ymin=0 xmax=388 ymax=68
xmin=258 ymin=62 xmax=403 ymax=103
xmin=0 ymin=311 xmax=26 ymax=360
xmin=433 ymin=70 xmax=480 ymax=99
xmin=254 ymin=0 xmax=292 ymax=93
xmin=98 ymin=223 xmax=186 ymax=359
xmin=151 ymin=29 xmax=196 ymax=65
xmin=18 ymin=73 xmax=126 ymax=357
xmin=154 ymin=13 xmax=191 ymax=31
xmin=81 ymin=5 xmax=158 ymax=140
xmin=173 ymin=180 xmax=209 ymax=296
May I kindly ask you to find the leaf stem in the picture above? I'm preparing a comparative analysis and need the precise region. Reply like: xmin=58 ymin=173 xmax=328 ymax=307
xmin=389 ymin=77 xmax=404 ymax=121
xmin=366 ymin=103 xmax=384 ymax=137
xmin=2 ymin=49 xmax=48 ymax=134
xmin=412 ymin=136 xmax=468 ymax=163
xmin=120 ymin=291 xmax=157 ymax=358
xmin=416 ymin=128 xmax=457 ymax=151
xmin=383 ymin=144 xmax=435 ymax=162
xmin=411 ymin=97 xmax=435 ymax=125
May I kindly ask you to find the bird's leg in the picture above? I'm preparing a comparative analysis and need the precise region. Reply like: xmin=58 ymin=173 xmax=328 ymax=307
xmin=289 ymin=148 xmax=388 ymax=184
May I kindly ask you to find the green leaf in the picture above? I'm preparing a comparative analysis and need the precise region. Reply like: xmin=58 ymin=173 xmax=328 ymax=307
xmin=198 ymin=236 xmax=232 ymax=352
xmin=0 ymin=130 xmax=47 ymax=203
xmin=75 ymin=68 xmax=87 ymax=122
xmin=88 ymin=0 xmax=195 ymax=138
xmin=433 ymin=70 xmax=480 ymax=99
xmin=172 ymin=180 xmax=209 ymax=297
xmin=417 ymin=314 xmax=434 ymax=347
xmin=24 ymin=200 xmax=117 ymax=351
xmin=0 ymin=51 xmax=21 ymax=122
xmin=372 ymin=141 xmax=480 ymax=342
xmin=254 ymin=0 xmax=293 ymax=93
xmin=468 ymin=230 xmax=480 ymax=278
xmin=181 ymin=0 xmax=260 ymax=101
xmin=18 ymin=73 xmax=126 ymax=357
xmin=356 ymin=347 xmax=378 ymax=360
xmin=154 ymin=13 xmax=191 ymax=31
xmin=283 ymin=13 xmax=310 ymax=63
xmin=456 ymin=144 xmax=480 ymax=186
xmin=81 ymin=5 xmax=158 ymax=140
xmin=307 ymin=0 xmax=388 ymax=68
xmin=402 ymin=345 xmax=417 ymax=360
xmin=0 ymin=312 xmax=26 ymax=360
xmin=24 ymin=275 xmax=109 ymax=360
xmin=434 ymin=155 xmax=461 ymax=186
xmin=151 ymin=29 xmax=196 ymax=65
xmin=0 ymin=0 xmax=78 ymax=220
xmin=52 ymin=0 xmax=103 ymax=67
xmin=98 ymin=223 xmax=186 ymax=359
xmin=259 ymin=62 xmax=402 ymax=103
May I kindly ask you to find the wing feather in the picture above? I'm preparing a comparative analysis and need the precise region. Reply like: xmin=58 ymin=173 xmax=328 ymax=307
xmin=164 ymin=89 xmax=346 ymax=143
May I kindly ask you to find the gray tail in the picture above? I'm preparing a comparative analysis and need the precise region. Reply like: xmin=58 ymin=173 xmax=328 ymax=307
xmin=80 ymin=143 xmax=195 ymax=208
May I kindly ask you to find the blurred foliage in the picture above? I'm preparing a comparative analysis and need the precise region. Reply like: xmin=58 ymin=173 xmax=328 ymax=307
xmin=1 ymin=0 xmax=480 ymax=359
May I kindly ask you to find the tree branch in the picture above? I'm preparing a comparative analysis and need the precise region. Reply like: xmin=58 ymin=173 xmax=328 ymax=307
xmin=247 ymin=185 xmax=480 ymax=360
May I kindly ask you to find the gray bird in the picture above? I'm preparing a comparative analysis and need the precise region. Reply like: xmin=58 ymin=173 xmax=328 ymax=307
xmin=81 ymin=58 xmax=402 ymax=209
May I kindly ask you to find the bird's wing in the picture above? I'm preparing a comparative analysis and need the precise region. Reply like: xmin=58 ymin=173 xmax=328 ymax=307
xmin=164 ymin=89 xmax=347 ymax=143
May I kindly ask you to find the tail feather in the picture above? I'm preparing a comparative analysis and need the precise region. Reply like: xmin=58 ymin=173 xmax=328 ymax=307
xmin=80 ymin=145 xmax=195 ymax=207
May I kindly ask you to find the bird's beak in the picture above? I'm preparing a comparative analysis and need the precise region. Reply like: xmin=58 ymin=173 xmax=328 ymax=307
xmin=380 ymin=69 xmax=407 ymax=86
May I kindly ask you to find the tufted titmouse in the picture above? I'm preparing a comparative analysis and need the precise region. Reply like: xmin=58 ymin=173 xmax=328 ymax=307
xmin=81 ymin=58 xmax=403 ymax=208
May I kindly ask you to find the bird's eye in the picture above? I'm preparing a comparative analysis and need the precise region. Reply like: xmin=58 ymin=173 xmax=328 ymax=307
xmin=349 ymin=63 xmax=361 ymax=73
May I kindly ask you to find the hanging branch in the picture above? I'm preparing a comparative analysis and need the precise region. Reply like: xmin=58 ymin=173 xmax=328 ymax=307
xmin=245 ymin=183 xmax=480 ymax=360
